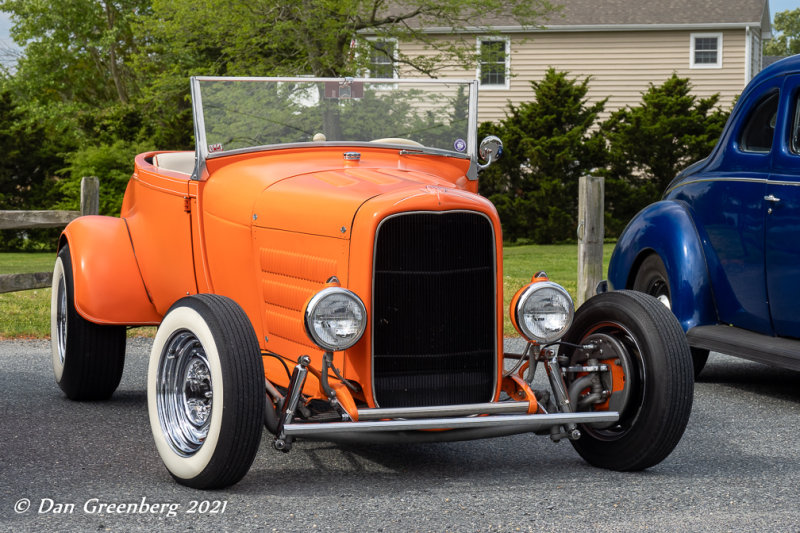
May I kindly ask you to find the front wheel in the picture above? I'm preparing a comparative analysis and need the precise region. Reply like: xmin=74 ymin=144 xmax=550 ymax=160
xmin=632 ymin=253 xmax=709 ymax=378
xmin=50 ymin=244 xmax=126 ymax=400
xmin=147 ymin=294 xmax=265 ymax=489
xmin=562 ymin=290 xmax=693 ymax=471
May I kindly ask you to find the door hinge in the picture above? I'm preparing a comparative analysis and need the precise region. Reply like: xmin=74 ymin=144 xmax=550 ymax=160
xmin=183 ymin=197 xmax=191 ymax=213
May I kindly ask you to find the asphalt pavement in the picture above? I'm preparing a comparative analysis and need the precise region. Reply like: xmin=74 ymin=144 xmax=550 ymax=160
xmin=1 ymin=338 xmax=799 ymax=532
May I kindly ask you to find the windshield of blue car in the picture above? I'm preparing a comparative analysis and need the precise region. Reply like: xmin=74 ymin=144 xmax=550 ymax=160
xmin=191 ymin=77 xmax=476 ymax=160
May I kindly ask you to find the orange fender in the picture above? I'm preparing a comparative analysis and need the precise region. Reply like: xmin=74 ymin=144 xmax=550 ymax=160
xmin=60 ymin=216 xmax=162 ymax=325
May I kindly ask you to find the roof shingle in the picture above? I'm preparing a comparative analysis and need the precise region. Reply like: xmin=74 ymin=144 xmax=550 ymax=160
xmin=540 ymin=0 xmax=768 ymax=27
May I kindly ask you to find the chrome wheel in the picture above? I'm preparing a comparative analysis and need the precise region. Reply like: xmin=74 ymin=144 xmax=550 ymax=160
xmin=147 ymin=295 xmax=265 ymax=489
xmin=650 ymin=282 xmax=671 ymax=309
xmin=156 ymin=330 xmax=214 ymax=457
xmin=50 ymin=244 xmax=126 ymax=400
xmin=655 ymin=292 xmax=670 ymax=308
xmin=56 ymin=274 xmax=68 ymax=366
xmin=633 ymin=254 xmax=672 ymax=310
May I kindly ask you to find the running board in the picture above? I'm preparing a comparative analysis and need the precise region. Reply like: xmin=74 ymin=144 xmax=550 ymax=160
xmin=687 ymin=325 xmax=800 ymax=371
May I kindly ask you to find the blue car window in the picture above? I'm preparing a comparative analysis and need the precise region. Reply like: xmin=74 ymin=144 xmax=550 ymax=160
xmin=792 ymin=91 xmax=800 ymax=154
xmin=739 ymin=90 xmax=779 ymax=153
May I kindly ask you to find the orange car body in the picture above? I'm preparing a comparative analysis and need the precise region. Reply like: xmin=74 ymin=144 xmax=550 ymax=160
xmin=53 ymin=77 xmax=693 ymax=489
xmin=62 ymin=145 xmax=509 ymax=410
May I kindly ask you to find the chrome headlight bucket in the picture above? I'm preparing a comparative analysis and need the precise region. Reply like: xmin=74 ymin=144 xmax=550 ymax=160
xmin=304 ymin=287 xmax=367 ymax=351
xmin=511 ymin=281 xmax=574 ymax=343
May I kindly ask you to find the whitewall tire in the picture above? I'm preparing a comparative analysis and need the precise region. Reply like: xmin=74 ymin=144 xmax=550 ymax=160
xmin=147 ymin=294 xmax=265 ymax=489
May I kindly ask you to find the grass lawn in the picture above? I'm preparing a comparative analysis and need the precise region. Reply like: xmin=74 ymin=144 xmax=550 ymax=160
xmin=502 ymin=243 xmax=614 ymax=335
xmin=0 ymin=244 xmax=614 ymax=338
xmin=0 ymin=252 xmax=56 ymax=338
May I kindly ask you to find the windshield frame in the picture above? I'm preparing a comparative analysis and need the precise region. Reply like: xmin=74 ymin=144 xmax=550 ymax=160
xmin=190 ymin=76 xmax=480 ymax=178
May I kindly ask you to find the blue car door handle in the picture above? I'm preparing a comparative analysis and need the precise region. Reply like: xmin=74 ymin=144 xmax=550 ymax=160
xmin=764 ymin=194 xmax=781 ymax=203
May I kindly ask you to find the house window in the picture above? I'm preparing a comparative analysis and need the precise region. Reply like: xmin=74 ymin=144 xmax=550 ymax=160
xmin=691 ymin=33 xmax=722 ymax=68
xmin=369 ymin=41 xmax=396 ymax=79
xmin=478 ymin=39 xmax=509 ymax=89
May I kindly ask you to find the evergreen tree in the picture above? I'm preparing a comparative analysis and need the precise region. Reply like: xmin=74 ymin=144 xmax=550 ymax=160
xmin=602 ymin=74 xmax=728 ymax=235
xmin=479 ymin=68 xmax=606 ymax=243
xmin=0 ymin=89 xmax=67 ymax=250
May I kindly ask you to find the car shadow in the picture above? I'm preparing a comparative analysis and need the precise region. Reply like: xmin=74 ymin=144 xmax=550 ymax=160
xmin=697 ymin=352 xmax=800 ymax=403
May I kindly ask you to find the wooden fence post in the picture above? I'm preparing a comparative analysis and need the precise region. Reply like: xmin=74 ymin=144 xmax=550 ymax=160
xmin=81 ymin=176 xmax=100 ymax=216
xmin=0 ymin=176 xmax=100 ymax=293
xmin=577 ymin=175 xmax=604 ymax=308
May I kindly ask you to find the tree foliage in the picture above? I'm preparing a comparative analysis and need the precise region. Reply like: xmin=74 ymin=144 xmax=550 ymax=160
xmin=0 ymin=0 xmax=149 ymax=137
xmin=0 ymin=0 xmax=732 ymax=248
xmin=479 ymin=68 xmax=606 ymax=243
xmin=764 ymin=8 xmax=800 ymax=56
xmin=134 ymin=0 xmax=555 ymax=146
xmin=0 ymin=89 xmax=68 ymax=250
xmin=601 ymin=74 xmax=729 ymax=235
xmin=144 ymin=0 xmax=555 ymax=78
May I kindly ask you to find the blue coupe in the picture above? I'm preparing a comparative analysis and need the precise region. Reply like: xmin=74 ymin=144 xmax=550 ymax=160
xmin=608 ymin=54 xmax=800 ymax=377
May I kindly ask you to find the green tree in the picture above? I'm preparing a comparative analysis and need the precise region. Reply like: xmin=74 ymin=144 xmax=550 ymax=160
xmin=764 ymin=8 xmax=800 ymax=56
xmin=1 ymin=0 xmax=151 ymax=140
xmin=0 ymin=0 xmax=558 ymax=249
xmin=0 ymin=0 xmax=155 ymax=249
xmin=602 ymin=74 xmax=729 ymax=235
xmin=145 ymin=0 xmax=555 ymax=78
xmin=56 ymin=140 xmax=152 ymax=217
xmin=479 ymin=68 xmax=606 ymax=244
xmin=134 ymin=0 xmax=557 ymax=147
xmin=0 ymin=89 xmax=68 ymax=250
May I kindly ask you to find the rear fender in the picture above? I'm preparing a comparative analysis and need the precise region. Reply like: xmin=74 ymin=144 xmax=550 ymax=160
xmin=60 ymin=216 xmax=161 ymax=325
xmin=608 ymin=201 xmax=717 ymax=331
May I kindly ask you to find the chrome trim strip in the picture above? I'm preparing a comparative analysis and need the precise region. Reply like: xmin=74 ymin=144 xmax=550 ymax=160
xmin=357 ymin=402 xmax=529 ymax=420
xmin=766 ymin=179 xmax=800 ymax=187
xmin=193 ymin=76 xmax=476 ymax=85
xmin=666 ymin=176 xmax=766 ymax=195
xmin=467 ymin=79 xmax=479 ymax=180
xmin=370 ymin=210 xmax=499 ymax=408
xmin=667 ymin=176 xmax=800 ymax=195
xmin=283 ymin=412 xmax=619 ymax=436
xmin=205 ymin=141 xmax=470 ymax=161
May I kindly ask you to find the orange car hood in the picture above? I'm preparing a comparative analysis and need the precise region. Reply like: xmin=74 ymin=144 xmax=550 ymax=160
xmin=252 ymin=166 xmax=480 ymax=238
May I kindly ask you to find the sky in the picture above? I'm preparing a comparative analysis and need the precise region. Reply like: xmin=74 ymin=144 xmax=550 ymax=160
xmin=0 ymin=0 xmax=798 ymax=66
xmin=772 ymin=0 xmax=800 ymax=16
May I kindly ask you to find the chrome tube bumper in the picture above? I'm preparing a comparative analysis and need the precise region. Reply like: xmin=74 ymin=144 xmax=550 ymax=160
xmin=283 ymin=407 xmax=618 ymax=439
xmin=356 ymin=401 xmax=531 ymax=420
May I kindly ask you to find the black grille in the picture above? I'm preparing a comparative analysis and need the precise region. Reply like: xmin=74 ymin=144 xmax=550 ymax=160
xmin=372 ymin=212 xmax=496 ymax=407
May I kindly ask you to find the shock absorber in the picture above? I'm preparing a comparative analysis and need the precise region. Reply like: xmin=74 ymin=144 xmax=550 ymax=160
xmin=543 ymin=350 xmax=581 ymax=442
xmin=273 ymin=355 xmax=311 ymax=452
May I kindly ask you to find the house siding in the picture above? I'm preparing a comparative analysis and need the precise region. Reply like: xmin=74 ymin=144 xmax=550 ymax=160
xmin=399 ymin=29 xmax=748 ymax=124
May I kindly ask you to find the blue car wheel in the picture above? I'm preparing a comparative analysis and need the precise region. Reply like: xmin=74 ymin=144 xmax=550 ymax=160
xmin=632 ymin=254 xmax=710 ymax=378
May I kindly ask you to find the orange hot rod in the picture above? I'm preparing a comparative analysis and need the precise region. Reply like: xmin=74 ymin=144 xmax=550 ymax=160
xmin=51 ymin=77 xmax=693 ymax=489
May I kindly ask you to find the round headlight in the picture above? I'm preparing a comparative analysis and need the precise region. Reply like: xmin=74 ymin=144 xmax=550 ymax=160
xmin=304 ymin=287 xmax=367 ymax=351
xmin=511 ymin=281 xmax=574 ymax=343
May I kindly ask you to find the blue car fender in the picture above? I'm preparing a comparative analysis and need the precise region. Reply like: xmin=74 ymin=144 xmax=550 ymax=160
xmin=608 ymin=200 xmax=717 ymax=332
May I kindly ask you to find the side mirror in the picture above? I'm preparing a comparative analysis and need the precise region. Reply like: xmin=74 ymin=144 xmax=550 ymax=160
xmin=478 ymin=135 xmax=503 ymax=170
